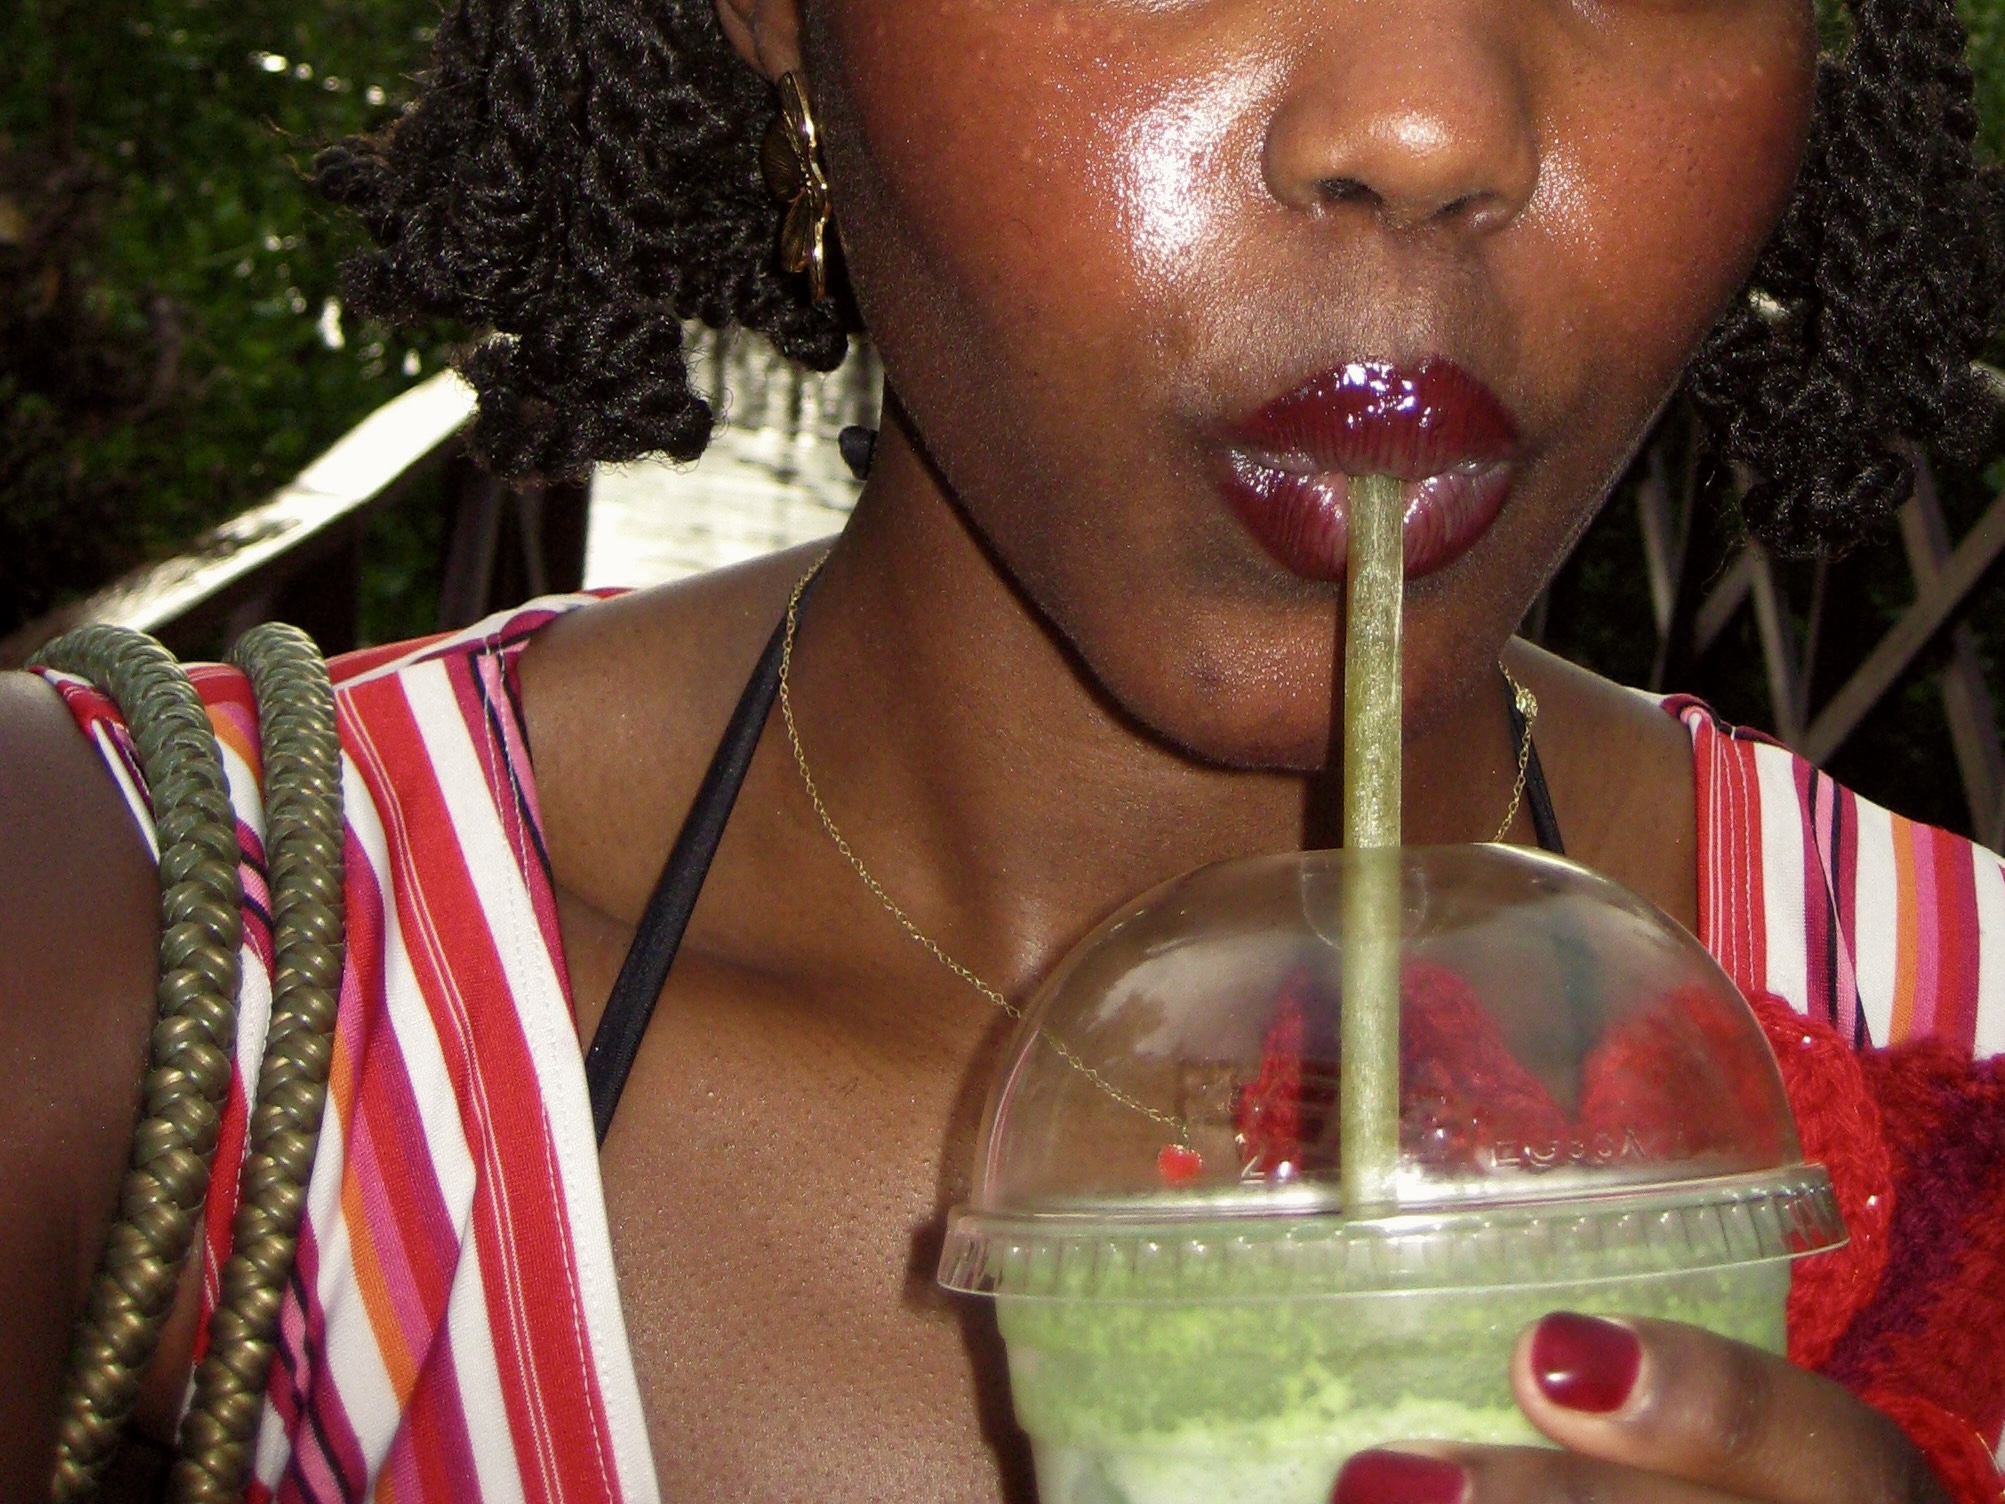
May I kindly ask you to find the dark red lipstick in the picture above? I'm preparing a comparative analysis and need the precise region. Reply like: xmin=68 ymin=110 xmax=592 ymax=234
xmin=1219 ymin=359 xmax=1521 ymax=581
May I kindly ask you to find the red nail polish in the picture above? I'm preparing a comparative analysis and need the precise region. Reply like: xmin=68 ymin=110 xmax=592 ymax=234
xmin=1332 ymin=1450 xmax=1467 ymax=1504
xmin=1532 ymin=1312 xmax=1642 ymax=1413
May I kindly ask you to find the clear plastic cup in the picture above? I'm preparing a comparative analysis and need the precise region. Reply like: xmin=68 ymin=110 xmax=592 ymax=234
xmin=938 ymin=846 xmax=1844 ymax=1504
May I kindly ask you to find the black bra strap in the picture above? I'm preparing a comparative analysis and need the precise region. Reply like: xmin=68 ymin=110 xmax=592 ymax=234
xmin=1524 ymin=740 xmax=1564 ymax=855
xmin=585 ymin=603 xmax=795 ymax=1144
xmin=588 ymin=600 xmax=1565 ymax=1143
xmin=1508 ymin=692 xmax=1566 ymax=856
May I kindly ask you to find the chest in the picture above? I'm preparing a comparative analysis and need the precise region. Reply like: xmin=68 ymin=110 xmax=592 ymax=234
xmin=570 ymin=913 xmax=1034 ymax=1502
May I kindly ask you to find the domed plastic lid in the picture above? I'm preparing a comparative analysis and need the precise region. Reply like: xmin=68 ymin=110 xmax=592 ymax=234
xmin=939 ymin=846 xmax=1843 ymax=1300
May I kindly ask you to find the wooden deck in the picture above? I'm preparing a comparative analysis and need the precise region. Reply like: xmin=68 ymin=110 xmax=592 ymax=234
xmin=583 ymin=330 xmax=878 ymax=588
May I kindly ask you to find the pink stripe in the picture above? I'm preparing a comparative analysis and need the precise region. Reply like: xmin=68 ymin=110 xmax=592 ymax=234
xmin=1834 ymin=785 xmax=1860 ymax=1040
xmin=386 ymin=1333 xmax=485 ymax=1501
xmin=1816 ymin=773 xmax=1862 ymax=1041
xmin=324 ymin=781 xmax=463 ymax=1356
xmin=451 ymin=652 xmax=575 ymax=1014
xmin=1834 ymin=782 xmax=1864 ymax=1041
xmin=348 ymin=1083 xmax=449 ymax=1349
xmin=345 ymin=675 xmax=620 ymax=1503
xmin=1935 ymin=835 xmax=1984 ymax=1050
xmin=273 ymin=1219 xmax=371 ymax=1503
xmin=1910 ymin=823 xmax=1944 ymax=1038
xmin=199 ymin=799 xmax=278 ymax=1351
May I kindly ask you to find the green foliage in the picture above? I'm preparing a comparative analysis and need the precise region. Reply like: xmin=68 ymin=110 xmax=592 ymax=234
xmin=0 ymin=0 xmax=453 ymax=635
xmin=1810 ymin=0 xmax=2005 ymax=160
xmin=1967 ymin=0 xmax=2005 ymax=161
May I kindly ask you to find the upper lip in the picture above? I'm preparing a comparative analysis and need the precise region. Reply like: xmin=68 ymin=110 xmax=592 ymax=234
xmin=1223 ymin=358 xmax=1521 ymax=479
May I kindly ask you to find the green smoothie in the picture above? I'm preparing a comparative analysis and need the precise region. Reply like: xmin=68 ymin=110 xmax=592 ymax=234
xmin=997 ymin=1263 xmax=1789 ymax=1504
xmin=938 ymin=845 xmax=1846 ymax=1504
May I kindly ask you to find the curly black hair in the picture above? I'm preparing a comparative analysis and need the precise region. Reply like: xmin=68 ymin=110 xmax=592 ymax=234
xmin=1688 ymin=0 xmax=2005 ymax=555
xmin=320 ymin=0 xmax=2005 ymax=555
xmin=315 ymin=0 xmax=851 ymax=480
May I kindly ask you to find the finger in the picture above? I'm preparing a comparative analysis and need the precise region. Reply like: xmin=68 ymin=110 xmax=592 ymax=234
xmin=1335 ymin=1443 xmax=1734 ymax=1504
xmin=1507 ymin=1312 xmax=1946 ymax=1504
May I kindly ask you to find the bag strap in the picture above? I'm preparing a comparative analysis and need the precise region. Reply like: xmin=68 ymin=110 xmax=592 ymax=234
xmin=33 ymin=623 xmax=345 ymax=1504
xmin=174 ymin=625 xmax=344 ymax=1503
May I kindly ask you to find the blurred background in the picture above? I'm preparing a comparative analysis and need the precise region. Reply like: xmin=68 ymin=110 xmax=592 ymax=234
xmin=8 ymin=0 xmax=2005 ymax=846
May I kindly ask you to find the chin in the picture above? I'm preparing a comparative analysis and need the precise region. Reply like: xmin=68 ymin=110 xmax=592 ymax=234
xmin=1156 ymin=706 xmax=1332 ymax=774
xmin=1094 ymin=628 xmax=1338 ymax=773
xmin=1067 ymin=579 xmax=1510 ymax=777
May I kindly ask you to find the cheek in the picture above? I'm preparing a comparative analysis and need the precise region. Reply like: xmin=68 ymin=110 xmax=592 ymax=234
xmin=1106 ymin=53 xmax=1281 ymax=300
xmin=819 ymin=3 xmax=1094 ymax=297
xmin=1529 ymin=15 xmax=1816 ymax=399
xmin=814 ymin=0 xmax=1239 ymax=390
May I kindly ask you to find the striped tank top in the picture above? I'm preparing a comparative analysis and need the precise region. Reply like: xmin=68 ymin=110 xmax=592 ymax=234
xmin=34 ymin=598 xmax=2005 ymax=1501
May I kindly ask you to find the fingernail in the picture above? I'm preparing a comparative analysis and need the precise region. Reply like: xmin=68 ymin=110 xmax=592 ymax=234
xmin=1531 ymin=1312 xmax=1642 ymax=1413
xmin=1332 ymin=1450 xmax=1467 ymax=1504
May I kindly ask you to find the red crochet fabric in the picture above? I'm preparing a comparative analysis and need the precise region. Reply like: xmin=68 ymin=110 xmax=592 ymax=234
xmin=1862 ymin=1390 xmax=2002 ymax=1504
xmin=1749 ymin=994 xmax=1893 ymax=1370
xmin=1754 ymin=994 xmax=2005 ymax=1502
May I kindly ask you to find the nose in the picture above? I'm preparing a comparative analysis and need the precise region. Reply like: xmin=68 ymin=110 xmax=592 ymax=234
xmin=1262 ymin=0 xmax=1539 ymax=237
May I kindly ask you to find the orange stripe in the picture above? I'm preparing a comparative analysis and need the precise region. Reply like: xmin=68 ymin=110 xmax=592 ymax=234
xmin=207 ymin=705 xmax=263 ymax=784
xmin=341 ymin=1135 xmax=422 ymax=1402
xmin=325 ymin=996 xmax=422 ymax=1403
xmin=1889 ymin=812 xmax=1921 ymax=1043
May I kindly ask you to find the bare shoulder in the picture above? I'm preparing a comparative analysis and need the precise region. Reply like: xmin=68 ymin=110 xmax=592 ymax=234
xmin=519 ymin=541 xmax=830 ymax=927
xmin=0 ymin=672 xmax=164 ymax=1494
xmin=1502 ymin=640 xmax=1699 ymax=931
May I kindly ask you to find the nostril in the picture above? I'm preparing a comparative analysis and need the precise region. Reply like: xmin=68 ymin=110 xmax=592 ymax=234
xmin=1317 ymin=176 xmax=1380 ymax=209
xmin=1436 ymin=189 xmax=1516 ymax=235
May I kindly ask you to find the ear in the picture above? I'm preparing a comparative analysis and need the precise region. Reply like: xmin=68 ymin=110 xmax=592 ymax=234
xmin=714 ymin=0 xmax=803 ymax=81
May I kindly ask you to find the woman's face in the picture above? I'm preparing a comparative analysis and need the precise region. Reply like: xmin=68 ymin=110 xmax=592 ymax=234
xmin=807 ymin=0 xmax=1816 ymax=770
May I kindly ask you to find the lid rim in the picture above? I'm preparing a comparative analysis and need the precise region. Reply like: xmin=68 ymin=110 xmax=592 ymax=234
xmin=955 ymin=1163 xmax=1828 ymax=1229
xmin=938 ymin=1165 xmax=1844 ymax=1300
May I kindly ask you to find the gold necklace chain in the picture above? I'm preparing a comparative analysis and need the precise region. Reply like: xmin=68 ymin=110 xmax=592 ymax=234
xmin=777 ymin=561 xmax=1191 ymax=1141
xmin=776 ymin=559 xmax=1540 ymax=1149
xmin=1496 ymin=662 xmax=1541 ymax=845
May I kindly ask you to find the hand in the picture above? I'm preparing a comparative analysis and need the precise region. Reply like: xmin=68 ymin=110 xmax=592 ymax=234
xmin=1333 ymin=1313 xmax=1952 ymax=1504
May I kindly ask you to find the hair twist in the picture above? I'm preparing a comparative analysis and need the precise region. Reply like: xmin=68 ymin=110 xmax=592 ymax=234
xmin=315 ymin=0 xmax=850 ymax=481
xmin=1688 ymin=0 xmax=2005 ymax=556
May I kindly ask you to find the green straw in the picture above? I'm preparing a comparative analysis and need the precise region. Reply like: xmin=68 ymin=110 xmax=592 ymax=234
xmin=1339 ymin=473 xmax=1404 ymax=1212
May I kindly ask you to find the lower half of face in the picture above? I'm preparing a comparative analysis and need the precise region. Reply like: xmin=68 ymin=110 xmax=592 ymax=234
xmin=811 ymin=0 xmax=1815 ymax=771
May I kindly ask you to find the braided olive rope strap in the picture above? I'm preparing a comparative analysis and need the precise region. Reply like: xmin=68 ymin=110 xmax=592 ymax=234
xmin=173 ymin=624 xmax=344 ymax=1503
xmin=32 ymin=627 xmax=244 ymax=1503
xmin=35 ymin=624 xmax=345 ymax=1504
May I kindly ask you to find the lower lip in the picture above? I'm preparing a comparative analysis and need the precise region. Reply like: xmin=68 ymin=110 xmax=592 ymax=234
xmin=1219 ymin=453 xmax=1516 ymax=581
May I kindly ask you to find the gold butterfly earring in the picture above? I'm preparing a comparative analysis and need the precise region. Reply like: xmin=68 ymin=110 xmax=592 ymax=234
xmin=762 ymin=72 xmax=833 ymax=301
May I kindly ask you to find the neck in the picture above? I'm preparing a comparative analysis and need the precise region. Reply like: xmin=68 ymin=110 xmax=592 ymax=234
xmin=778 ymin=413 xmax=1526 ymax=996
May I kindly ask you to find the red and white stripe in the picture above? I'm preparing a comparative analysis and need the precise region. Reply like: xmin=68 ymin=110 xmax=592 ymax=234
xmin=34 ymin=616 xmax=2005 ymax=1501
